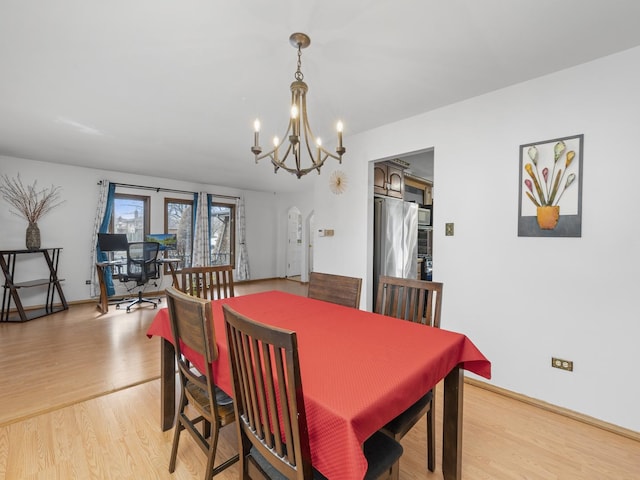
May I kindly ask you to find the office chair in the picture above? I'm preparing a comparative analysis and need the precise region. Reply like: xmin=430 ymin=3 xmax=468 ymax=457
xmin=116 ymin=241 xmax=161 ymax=312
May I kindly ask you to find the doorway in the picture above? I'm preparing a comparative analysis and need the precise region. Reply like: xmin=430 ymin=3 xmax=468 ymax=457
xmin=370 ymin=148 xmax=434 ymax=306
xmin=286 ymin=207 xmax=302 ymax=279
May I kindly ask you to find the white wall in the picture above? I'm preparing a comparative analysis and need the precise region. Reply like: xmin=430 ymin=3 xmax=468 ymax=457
xmin=312 ymin=46 xmax=640 ymax=432
xmin=0 ymin=156 xmax=297 ymax=305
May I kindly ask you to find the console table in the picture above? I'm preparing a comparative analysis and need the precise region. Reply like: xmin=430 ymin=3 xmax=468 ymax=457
xmin=0 ymin=248 xmax=68 ymax=322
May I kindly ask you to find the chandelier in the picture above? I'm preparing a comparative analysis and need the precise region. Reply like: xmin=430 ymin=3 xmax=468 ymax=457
xmin=251 ymin=33 xmax=346 ymax=178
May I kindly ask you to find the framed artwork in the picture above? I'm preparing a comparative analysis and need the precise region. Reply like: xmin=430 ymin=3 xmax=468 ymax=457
xmin=518 ymin=134 xmax=583 ymax=237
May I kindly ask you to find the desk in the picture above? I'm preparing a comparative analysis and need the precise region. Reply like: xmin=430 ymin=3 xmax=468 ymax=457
xmin=96 ymin=258 xmax=179 ymax=314
xmin=147 ymin=291 xmax=491 ymax=480
xmin=1 ymin=248 xmax=68 ymax=322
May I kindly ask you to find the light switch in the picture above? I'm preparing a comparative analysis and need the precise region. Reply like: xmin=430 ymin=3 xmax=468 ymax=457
xmin=445 ymin=223 xmax=454 ymax=236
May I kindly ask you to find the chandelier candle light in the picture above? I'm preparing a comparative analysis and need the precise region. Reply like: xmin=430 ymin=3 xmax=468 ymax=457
xmin=251 ymin=33 xmax=346 ymax=178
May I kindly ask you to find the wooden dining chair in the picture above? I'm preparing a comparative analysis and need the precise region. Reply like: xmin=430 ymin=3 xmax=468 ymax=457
xmin=223 ymin=304 xmax=403 ymax=480
xmin=165 ymin=286 xmax=239 ymax=480
xmin=375 ymin=275 xmax=444 ymax=478
xmin=177 ymin=265 xmax=235 ymax=300
xmin=307 ymin=271 xmax=362 ymax=308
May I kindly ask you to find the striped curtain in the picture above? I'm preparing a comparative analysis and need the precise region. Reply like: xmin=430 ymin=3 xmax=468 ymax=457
xmin=235 ymin=196 xmax=250 ymax=280
xmin=192 ymin=192 xmax=211 ymax=267
xmin=90 ymin=180 xmax=115 ymax=297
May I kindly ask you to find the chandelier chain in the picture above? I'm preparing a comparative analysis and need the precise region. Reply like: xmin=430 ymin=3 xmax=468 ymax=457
xmin=295 ymin=45 xmax=304 ymax=81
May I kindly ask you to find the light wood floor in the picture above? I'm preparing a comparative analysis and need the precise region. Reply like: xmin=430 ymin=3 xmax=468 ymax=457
xmin=1 ymin=278 xmax=638 ymax=479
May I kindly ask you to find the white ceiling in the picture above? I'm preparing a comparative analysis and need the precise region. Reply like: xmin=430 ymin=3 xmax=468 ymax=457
xmin=2 ymin=1 xmax=640 ymax=193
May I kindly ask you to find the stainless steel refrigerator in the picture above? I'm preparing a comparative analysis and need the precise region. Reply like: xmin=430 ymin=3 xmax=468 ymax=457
xmin=373 ymin=197 xmax=418 ymax=301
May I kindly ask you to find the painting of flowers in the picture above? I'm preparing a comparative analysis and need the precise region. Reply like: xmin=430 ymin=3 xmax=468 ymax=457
xmin=518 ymin=134 xmax=583 ymax=237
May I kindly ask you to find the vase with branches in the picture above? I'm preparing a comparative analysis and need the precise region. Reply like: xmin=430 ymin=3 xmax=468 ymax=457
xmin=0 ymin=174 xmax=64 ymax=250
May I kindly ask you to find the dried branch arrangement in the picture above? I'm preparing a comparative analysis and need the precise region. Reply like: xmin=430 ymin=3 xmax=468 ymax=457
xmin=0 ymin=174 xmax=64 ymax=223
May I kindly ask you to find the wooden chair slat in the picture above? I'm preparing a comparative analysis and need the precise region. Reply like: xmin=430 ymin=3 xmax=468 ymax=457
xmin=307 ymin=271 xmax=362 ymax=309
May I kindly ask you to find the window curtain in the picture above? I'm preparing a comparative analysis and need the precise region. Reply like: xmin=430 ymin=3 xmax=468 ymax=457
xmin=90 ymin=181 xmax=116 ymax=297
xmin=192 ymin=192 xmax=211 ymax=267
xmin=235 ymin=196 xmax=250 ymax=280
xmin=189 ymin=192 xmax=198 ymax=268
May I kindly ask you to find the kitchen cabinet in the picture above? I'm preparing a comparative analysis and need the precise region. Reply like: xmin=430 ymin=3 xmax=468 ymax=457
xmin=405 ymin=174 xmax=433 ymax=205
xmin=374 ymin=161 xmax=404 ymax=199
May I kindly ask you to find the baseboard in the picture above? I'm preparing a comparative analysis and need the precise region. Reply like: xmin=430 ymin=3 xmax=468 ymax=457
xmin=59 ymin=279 xmax=281 ymax=308
xmin=465 ymin=377 xmax=640 ymax=442
xmin=39 ymin=277 xmax=302 ymax=309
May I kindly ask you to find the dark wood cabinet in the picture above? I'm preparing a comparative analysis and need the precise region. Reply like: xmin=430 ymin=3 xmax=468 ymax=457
xmin=373 ymin=161 xmax=404 ymax=199
xmin=405 ymin=174 xmax=433 ymax=205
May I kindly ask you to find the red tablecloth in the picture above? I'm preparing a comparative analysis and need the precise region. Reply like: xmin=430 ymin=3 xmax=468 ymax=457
xmin=147 ymin=290 xmax=491 ymax=480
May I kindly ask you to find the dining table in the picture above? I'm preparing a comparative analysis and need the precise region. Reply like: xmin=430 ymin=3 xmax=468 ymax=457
xmin=146 ymin=290 xmax=491 ymax=480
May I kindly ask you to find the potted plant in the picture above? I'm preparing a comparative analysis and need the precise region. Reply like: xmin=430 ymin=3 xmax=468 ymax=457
xmin=0 ymin=174 xmax=64 ymax=250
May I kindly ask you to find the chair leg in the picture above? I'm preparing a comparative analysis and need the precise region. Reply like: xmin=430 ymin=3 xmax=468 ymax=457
xmin=206 ymin=424 xmax=239 ymax=479
xmin=386 ymin=429 xmax=401 ymax=480
xmin=169 ymin=393 xmax=188 ymax=473
xmin=204 ymin=427 xmax=219 ymax=480
xmin=427 ymin=406 xmax=435 ymax=472
xmin=125 ymin=290 xmax=159 ymax=312
xmin=169 ymin=417 xmax=184 ymax=472
xmin=389 ymin=459 xmax=400 ymax=480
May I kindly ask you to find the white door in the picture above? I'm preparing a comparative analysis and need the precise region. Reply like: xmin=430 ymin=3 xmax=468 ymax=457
xmin=286 ymin=207 xmax=302 ymax=277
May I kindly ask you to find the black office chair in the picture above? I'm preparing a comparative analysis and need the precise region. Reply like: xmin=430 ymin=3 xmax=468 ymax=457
xmin=116 ymin=241 xmax=161 ymax=312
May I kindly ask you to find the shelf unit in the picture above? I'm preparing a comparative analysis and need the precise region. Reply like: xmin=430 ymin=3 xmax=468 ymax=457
xmin=0 ymin=248 xmax=68 ymax=322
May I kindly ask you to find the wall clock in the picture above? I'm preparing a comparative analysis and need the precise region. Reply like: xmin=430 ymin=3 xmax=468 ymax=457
xmin=329 ymin=170 xmax=348 ymax=194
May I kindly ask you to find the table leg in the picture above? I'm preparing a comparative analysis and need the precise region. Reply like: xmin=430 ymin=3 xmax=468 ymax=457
xmin=442 ymin=365 xmax=463 ymax=480
xmin=160 ymin=337 xmax=176 ymax=431
xmin=95 ymin=264 xmax=109 ymax=314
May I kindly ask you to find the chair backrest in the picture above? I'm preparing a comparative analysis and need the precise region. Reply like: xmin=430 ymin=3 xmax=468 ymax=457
xmin=125 ymin=241 xmax=160 ymax=284
xmin=375 ymin=275 xmax=443 ymax=327
xmin=165 ymin=286 xmax=222 ymax=417
xmin=223 ymin=304 xmax=313 ymax=480
xmin=177 ymin=265 xmax=235 ymax=300
xmin=307 ymin=271 xmax=362 ymax=308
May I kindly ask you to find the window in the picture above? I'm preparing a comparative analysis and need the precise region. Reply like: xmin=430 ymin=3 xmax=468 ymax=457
xmin=165 ymin=198 xmax=193 ymax=270
xmin=210 ymin=202 xmax=235 ymax=266
xmin=109 ymin=194 xmax=150 ymax=260
xmin=112 ymin=194 xmax=150 ymax=241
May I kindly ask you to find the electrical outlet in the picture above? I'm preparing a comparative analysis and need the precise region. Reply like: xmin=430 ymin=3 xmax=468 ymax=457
xmin=551 ymin=357 xmax=573 ymax=371
xmin=85 ymin=280 xmax=92 ymax=285
xmin=445 ymin=223 xmax=454 ymax=236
